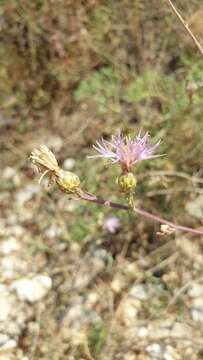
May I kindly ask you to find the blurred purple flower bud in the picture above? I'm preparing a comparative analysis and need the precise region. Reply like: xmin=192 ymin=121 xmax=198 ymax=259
xmin=103 ymin=216 xmax=121 ymax=234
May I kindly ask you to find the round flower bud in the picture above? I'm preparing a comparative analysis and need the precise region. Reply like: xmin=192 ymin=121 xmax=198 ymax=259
xmin=56 ymin=169 xmax=80 ymax=193
xmin=117 ymin=172 xmax=137 ymax=193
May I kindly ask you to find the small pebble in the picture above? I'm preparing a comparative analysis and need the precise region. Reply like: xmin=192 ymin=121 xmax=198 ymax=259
xmin=129 ymin=284 xmax=149 ymax=300
xmin=118 ymin=297 xmax=140 ymax=325
xmin=185 ymin=195 xmax=203 ymax=220
xmin=0 ymin=238 xmax=20 ymax=255
xmin=63 ymin=158 xmax=75 ymax=170
xmin=47 ymin=136 xmax=63 ymax=152
xmin=15 ymin=185 xmax=39 ymax=206
xmin=188 ymin=283 xmax=203 ymax=298
xmin=12 ymin=275 xmax=52 ymax=303
xmin=0 ymin=286 xmax=13 ymax=321
xmin=146 ymin=343 xmax=163 ymax=358
xmin=137 ymin=326 xmax=149 ymax=338
xmin=191 ymin=308 xmax=203 ymax=322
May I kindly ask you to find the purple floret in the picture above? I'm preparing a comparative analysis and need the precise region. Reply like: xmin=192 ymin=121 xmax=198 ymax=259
xmin=88 ymin=130 xmax=162 ymax=172
xmin=103 ymin=216 xmax=121 ymax=234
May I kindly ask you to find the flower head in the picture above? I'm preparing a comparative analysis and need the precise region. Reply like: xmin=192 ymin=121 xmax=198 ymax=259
xmin=30 ymin=145 xmax=60 ymax=185
xmin=88 ymin=130 xmax=162 ymax=172
xmin=30 ymin=145 xmax=80 ymax=193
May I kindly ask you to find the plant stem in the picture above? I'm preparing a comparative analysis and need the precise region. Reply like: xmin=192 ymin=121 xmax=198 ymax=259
xmin=80 ymin=191 xmax=203 ymax=236
xmin=166 ymin=0 xmax=203 ymax=56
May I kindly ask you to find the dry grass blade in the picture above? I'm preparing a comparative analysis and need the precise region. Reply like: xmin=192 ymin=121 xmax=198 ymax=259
xmin=166 ymin=0 xmax=203 ymax=56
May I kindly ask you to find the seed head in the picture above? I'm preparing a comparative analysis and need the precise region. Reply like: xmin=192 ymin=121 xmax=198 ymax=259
xmin=56 ymin=169 xmax=80 ymax=193
xmin=117 ymin=172 xmax=137 ymax=193
xmin=30 ymin=145 xmax=59 ymax=173
xmin=30 ymin=145 xmax=80 ymax=193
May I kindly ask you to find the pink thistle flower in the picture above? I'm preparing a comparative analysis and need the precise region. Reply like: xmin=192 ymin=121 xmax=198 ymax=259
xmin=103 ymin=216 xmax=121 ymax=234
xmin=88 ymin=130 xmax=162 ymax=172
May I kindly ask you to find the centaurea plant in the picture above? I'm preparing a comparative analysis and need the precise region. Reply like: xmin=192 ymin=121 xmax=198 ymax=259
xmin=30 ymin=131 xmax=203 ymax=236
xmin=89 ymin=130 xmax=162 ymax=205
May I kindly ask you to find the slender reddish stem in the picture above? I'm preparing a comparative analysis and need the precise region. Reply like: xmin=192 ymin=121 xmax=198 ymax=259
xmin=80 ymin=191 xmax=203 ymax=236
xmin=133 ymin=206 xmax=203 ymax=236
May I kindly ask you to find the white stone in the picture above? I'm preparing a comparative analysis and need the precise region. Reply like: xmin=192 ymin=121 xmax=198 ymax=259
xmin=0 ymin=237 xmax=20 ymax=255
xmin=0 ymin=339 xmax=17 ymax=350
xmin=12 ymin=275 xmax=52 ymax=303
xmin=7 ymin=225 xmax=24 ymax=237
xmin=191 ymin=297 xmax=203 ymax=322
xmin=129 ymin=284 xmax=148 ymax=300
xmin=45 ymin=224 xmax=61 ymax=238
xmin=16 ymin=185 xmax=39 ymax=206
xmin=0 ymin=286 xmax=13 ymax=321
xmin=123 ymin=353 xmax=137 ymax=360
xmin=146 ymin=343 xmax=163 ymax=358
xmin=192 ymin=297 xmax=203 ymax=309
xmin=164 ymin=353 xmax=175 ymax=360
xmin=188 ymin=283 xmax=203 ymax=298
xmin=3 ymin=167 xmax=16 ymax=179
xmin=185 ymin=195 xmax=203 ymax=220
xmin=85 ymin=292 xmax=99 ymax=309
xmin=164 ymin=345 xmax=181 ymax=360
xmin=47 ymin=136 xmax=63 ymax=152
xmin=191 ymin=308 xmax=203 ymax=322
xmin=63 ymin=158 xmax=75 ymax=170
xmin=69 ymin=242 xmax=80 ymax=253
xmin=171 ymin=322 xmax=190 ymax=338
xmin=118 ymin=298 xmax=140 ymax=325
xmin=67 ymin=304 xmax=83 ymax=321
xmin=0 ymin=356 xmax=15 ymax=360
xmin=123 ymin=263 xmax=138 ymax=279
xmin=3 ymin=167 xmax=20 ymax=186
xmin=1 ymin=255 xmax=27 ymax=280
xmin=0 ymin=334 xmax=10 ymax=346
xmin=111 ymin=276 xmax=125 ymax=293
xmin=137 ymin=326 xmax=149 ymax=338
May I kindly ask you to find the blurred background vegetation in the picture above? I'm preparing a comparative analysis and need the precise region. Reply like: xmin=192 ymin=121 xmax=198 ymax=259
xmin=0 ymin=1 xmax=203 ymax=359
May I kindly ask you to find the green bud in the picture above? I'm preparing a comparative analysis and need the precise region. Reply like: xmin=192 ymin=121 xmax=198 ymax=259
xmin=117 ymin=172 xmax=137 ymax=193
xmin=56 ymin=169 xmax=80 ymax=193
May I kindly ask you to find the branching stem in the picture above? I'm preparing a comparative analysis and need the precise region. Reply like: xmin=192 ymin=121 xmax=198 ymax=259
xmin=79 ymin=190 xmax=203 ymax=236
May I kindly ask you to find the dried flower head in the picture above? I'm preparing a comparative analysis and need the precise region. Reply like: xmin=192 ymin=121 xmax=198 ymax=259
xmin=30 ymin=145 xmax=80 ymax=193
xmin=88 ymin=130 xmax=162 ymax=172
xmin=31 ymin=145 xmax=59 ymax=171
xmin=157 ymin=224 xmax=175 ymax=236
xmin=30 ymin=145 xmax=60 ymax=184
